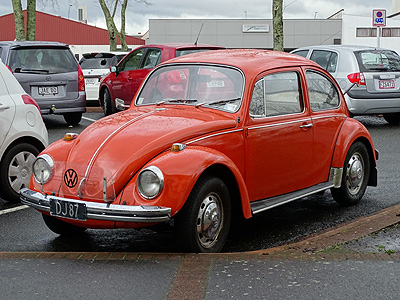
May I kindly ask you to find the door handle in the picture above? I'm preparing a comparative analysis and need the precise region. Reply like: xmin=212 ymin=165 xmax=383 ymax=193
xmin=300 ymin=123 xmax=313 ymax=129
xmin=0 ymin=104 xmax=10 ymax=111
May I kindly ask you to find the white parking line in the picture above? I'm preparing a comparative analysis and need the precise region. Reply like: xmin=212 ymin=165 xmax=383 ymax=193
xmin=0 ymin=205 xmax=29 ymax=215
xmin=83 ymin=116 xmax=97 ymax=122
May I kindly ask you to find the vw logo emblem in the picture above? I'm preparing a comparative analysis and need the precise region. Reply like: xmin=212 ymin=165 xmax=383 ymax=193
xmin=64 ymin=169 xmax=78 ymax=188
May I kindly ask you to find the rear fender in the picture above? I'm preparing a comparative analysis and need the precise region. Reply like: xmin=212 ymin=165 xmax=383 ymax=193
xmin=119 ymin=145 xmax=252 ymax=219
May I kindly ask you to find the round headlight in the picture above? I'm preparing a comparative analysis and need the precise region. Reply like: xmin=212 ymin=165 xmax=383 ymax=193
xmin=33 ymin=154 xmax=54 ymax=184
xmin=137 ymin=166 xmax=164 ymax=200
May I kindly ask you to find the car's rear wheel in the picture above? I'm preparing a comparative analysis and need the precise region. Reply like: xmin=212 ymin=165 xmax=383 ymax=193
xmin=103 ymin=88 xmax=115 ymax=116
xmin=383 ymin=113 xmax=400 ymax=125
xmin=63 ymin=112 xmax=82 ymax=125
xmin=42 ymin=214 xmax=87 ymax=235
xmin=174 ymin=176 xmax=231 ymax=253
xmin=331 ymin=142 xmax=370 ymax=206
xmin=0 ymin=143 xmax=39 ymax=202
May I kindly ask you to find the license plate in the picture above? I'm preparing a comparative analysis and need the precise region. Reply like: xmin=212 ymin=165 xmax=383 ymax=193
xmin=379 ymin=80 xmax=395 ymax=89
xmin=38 ymin=86 xmax=58 ymax=95
xmin=85 ymin=78 xmax=97 ymax=85
xmin=207 ymin=80 xmax=225 ymax=88
xmin=50 ymin=198 xmax=87 ymax=220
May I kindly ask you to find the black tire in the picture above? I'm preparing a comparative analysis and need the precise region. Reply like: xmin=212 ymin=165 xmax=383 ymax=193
xmin=103 ymin=88 xmax=115 ymax=116
xmin=383 ymin=113 xmax=400 ymax=125
xmin=0 ymin=143 xmax=39 ymax=202
xmin=63 ymin=112 xmax=82 ymax=125
xmin=42 ymin=214 xmax=87 ymax=236
xmin=331 ymin=142 xmax=370 ymax=206
xmin=174 ymin=176 xmax=231 ymax=253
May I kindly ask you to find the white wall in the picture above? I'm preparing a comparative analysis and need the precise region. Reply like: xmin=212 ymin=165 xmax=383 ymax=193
xmin=342 ymin=13 xmax=400 ymax=53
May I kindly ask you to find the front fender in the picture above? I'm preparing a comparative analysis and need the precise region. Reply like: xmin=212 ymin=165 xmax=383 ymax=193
xmin=331 ymin=118 xmax=377 ymax=168
xmin=118 ymin=145 xmax=252 ymax=220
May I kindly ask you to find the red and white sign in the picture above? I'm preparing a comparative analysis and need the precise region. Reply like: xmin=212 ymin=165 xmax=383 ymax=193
xmin=373 ymin=9 xmax=386 ymax=27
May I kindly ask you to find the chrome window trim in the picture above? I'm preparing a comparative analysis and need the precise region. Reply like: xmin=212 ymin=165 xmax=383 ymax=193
xmin=186 ymin=129 xmax=243 ymax=145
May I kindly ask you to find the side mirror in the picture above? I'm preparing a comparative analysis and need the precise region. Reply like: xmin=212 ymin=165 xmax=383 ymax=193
xmin=115 ymin=98 xmax=130 ymax=110
xmin=110 ymin=66 xmax=117 ymax=73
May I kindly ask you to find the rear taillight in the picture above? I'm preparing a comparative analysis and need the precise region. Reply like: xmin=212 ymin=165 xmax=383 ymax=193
xmin=78 ymin=65 xmax=85 ymax=91
xmin=347 ymin=72 xmax=366 ymax=86
xmin=22 ymin=94 xmax=42 ymax=117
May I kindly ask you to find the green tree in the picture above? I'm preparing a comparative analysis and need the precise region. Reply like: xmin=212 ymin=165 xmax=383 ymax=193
xmin=272 ymin=0 xmax=284 ymax=51
xmin=11 ymin=0 xmax=36 ymax=41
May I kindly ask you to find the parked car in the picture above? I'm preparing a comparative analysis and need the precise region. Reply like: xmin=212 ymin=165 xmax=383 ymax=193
xmin=0 ymin=61 xmax=48 ymax=202
xmin=291 ymin=45 xmax=400 ymax=124
xmin=98 ymin=43 xmax=225 ymax=115
xmin=21 ymin=49 xmax=377 ymax=253
xmin=0 ymin=41 xmax=86 ymax=125
xmin=79 ymin=52 xmax=128 ymax=103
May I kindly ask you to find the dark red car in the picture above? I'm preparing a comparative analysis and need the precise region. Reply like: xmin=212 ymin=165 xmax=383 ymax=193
xmin=98 ymin=43 xmax=225 ymax=115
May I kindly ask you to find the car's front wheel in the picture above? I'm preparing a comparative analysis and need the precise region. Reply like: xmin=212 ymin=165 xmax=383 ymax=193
xmin=174 ymin=176 xmax=231 ymax=253
xmin=42 ymin=214 xmax=87 ymax=235
xmin=331 ymin=142 xmax=370 ymax=206
xmin=63 ymin=112 xmax=82 ymax=125
xmin=0 ymin=143 xmax=39 ymax=202
xmin=383 ymin=113 xmax=400 ymax=125
xmin=103 ymin=88 xmax=115 ymax=116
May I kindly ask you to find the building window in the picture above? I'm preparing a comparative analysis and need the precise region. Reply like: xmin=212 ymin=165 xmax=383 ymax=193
xmin=356 ymin=28 xmax=377 ymax=37
xmin=382 ymin=28 xmax=400 ymax=37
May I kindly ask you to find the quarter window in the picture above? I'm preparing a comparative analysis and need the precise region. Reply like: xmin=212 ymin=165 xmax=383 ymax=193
xmin=305 ymin=70 xmax=339 ymax=111
xmin=310 ymin=50 xmax=338 ymax=73
xmin=142 ymin=49 xmax=161 ymax=69
xmin=249 ymin=71 xmax=303 ymax=118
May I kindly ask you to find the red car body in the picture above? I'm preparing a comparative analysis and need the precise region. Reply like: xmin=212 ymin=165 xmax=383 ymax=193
xmin=21 ymin=49 xmax=378 ymax=253
xmin=98 ymin=43 xmax=225 ymax=115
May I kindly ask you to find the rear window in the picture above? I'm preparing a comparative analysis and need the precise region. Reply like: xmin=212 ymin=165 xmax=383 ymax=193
xmin=9 ymin=47 xmax=77 ymax=74
xmin=79 ymin=55 xmax=119 ymax=69
xmin=175 ymin=48 xmax=220 ymax=57
xmin=354 ymin=50 xmax=400 ymax=72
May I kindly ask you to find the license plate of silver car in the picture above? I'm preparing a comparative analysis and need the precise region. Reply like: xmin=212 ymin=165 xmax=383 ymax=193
xmin=379 ymin=79 xmax=395 ymax=89
xmin=38 ymin=86 xmax=58 ymax=95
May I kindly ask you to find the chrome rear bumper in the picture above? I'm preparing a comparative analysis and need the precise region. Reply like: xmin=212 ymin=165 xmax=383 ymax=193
xmin=20 ymin=188 xmax=171 ymax=223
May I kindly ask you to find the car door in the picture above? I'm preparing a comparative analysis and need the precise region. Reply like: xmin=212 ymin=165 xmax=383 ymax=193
xmin=0 ymin=72 xmax=16 ymax=149
xmin=111 ymin=47 xmax=162 ymax=103
xmin=245 ymin=69 xmax=314 ymax=201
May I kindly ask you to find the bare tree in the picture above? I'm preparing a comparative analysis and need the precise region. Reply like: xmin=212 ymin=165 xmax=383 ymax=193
xmin=272 ymin=0 xmax=284 ymax=51
xmin=99 ymin=0 xmax=152 ymax=51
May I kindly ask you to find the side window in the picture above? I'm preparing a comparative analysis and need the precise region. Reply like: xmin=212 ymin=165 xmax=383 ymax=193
xmin=119 ymin=48 xmax=145 ymax=72
xmin=310 ymin=50 xmax=338 ymax=73
xmin=249 ymin=71 xmax=303 ymax=118
xmin=142 ymin=49 xmax=161 ymax=69
xmin=305 ymin=70 xmax=340 ymax=111
xmin=292 ymin=50 xmax=309 ymax=58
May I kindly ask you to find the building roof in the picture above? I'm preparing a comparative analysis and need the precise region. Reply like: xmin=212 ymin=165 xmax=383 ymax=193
xmin=0 ymin=10 xmax=145 ymax=46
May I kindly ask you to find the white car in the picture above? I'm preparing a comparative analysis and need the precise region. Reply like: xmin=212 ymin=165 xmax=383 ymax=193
xmin=0 ymin=61 xmax=48 ymax=202
xmin=79 ymin=52 xmax=128 ymax=103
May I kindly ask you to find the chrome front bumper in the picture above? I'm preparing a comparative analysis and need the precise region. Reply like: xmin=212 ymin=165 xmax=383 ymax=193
xmin=20 ymin=188 xmax=171 ymax=223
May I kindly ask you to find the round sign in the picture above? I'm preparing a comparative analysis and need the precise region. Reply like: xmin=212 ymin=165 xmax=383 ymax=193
xmin=377 ymin=11 xmax=382 ymax=18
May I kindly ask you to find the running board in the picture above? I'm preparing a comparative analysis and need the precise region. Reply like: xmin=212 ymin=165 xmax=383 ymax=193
xmin=250 ymin=182 xmax=334 ymax=215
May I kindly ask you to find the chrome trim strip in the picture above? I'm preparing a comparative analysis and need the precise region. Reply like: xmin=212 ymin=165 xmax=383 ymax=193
xmin=248 ymin=118 xmax=311 ymax=130
xmin=20 ymin=188 xmax=171 ymax=223
xmin=186 ymin=128 xmax=243 ymax=145
xmin=78 ymin=110 xmax=157 ymax=198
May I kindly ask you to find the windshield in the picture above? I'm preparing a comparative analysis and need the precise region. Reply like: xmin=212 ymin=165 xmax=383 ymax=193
xmin=9 ymin=47 xmax=77 ymax=74
xmin=136 ymin=64 xmax=244 ymax=113
xmin=355 ymin=49 xmax=400 ymax=72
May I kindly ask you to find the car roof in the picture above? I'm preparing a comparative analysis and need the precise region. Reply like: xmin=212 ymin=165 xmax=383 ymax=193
xmin=293 ymin=44 xmax=393 ymax=52
xmin=161 ymin=49 xmax=320 ymax=75
xmin=136 ymin=43 xmax=225 ymax=50
xmin=0 ymin=41 xmax=69 ymax=48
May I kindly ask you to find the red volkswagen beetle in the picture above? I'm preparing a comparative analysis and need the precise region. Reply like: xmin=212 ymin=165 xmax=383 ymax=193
xmin=21 ymin=49 xmax=378 ymax=253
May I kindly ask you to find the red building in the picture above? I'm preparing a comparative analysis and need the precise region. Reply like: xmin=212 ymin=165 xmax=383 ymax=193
xmin=0 ymin=10 xmax=145 ymax=57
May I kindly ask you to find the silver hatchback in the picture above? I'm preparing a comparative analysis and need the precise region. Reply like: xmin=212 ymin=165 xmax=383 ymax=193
xmin=291 ymin=45 xmax=400 ymax=124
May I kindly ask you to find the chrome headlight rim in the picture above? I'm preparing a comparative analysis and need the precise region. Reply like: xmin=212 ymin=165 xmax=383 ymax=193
xmin=32 ymin=154 xmax=54 ymax=184
xmin=137 ymin=166 xmax=164 ymax=200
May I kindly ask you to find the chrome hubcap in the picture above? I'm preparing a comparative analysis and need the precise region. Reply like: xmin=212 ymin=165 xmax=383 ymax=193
xmin=8 ymin=151 xmax=36 ymax=193
xmin=346 ymin=152 xmax=364 ymax=195
xmin=196 ymin=193 xmax=223 ymax=249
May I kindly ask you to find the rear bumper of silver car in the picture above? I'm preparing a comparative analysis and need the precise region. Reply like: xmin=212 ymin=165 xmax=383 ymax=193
xmin=20 ymin=188 xmax=171 ymax=223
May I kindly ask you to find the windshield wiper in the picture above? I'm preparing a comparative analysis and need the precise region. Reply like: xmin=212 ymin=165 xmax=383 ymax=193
xmin=14 ymin=68 xmax=50 ymax=74
xmin=156 ymin=99 xmax=198 ymax=105
xmin=195 ymin=97 xmax=241 ymax=108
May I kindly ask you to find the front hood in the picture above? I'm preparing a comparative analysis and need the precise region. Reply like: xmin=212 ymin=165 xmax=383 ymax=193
xmin=60 ymin=106 xmax=237 ymax=200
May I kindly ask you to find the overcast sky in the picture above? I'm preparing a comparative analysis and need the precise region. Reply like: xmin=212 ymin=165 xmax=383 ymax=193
xmin=0 ymin=0 xmax=395 ymax=35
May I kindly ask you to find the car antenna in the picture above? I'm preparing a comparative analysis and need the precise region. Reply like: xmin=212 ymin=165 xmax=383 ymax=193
xmin=194 ymin=23 xmax=204 ymax=46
